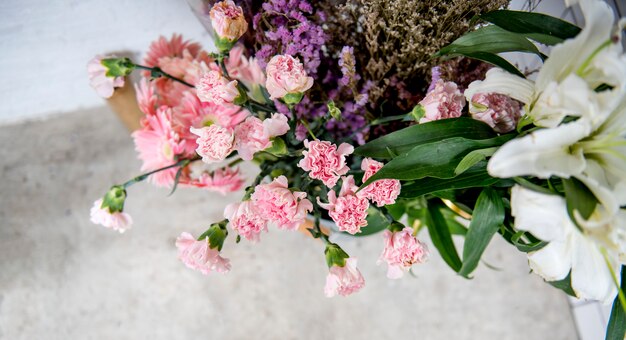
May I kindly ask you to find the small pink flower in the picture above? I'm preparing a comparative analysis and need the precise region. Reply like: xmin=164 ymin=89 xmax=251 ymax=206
xmin=379 ymin=228 xmax=429 ymax=279
xmin=251 ymin=176 xmax=313 ymax=230
xmin=90 ymin=199 xmax=132 ymax=233
xmin=298 ymin=140 xmax=354 ymax=187
xmin=325 ymin=258 xmax=365 ymax=297
xmin=210 ymin=0 xmax=248 ymax=42
xmin=180 ymin=164 xmax=245 ymax=194
xmin=87 ymin=55 xmax=125 ymax=98
xmin=176 ymin=232 xmax=231 ymax=274
xmin=470 ymin=93 xmax=522 ymax=133
xmin=196 ymin=70 xmax=240 ymax=105
xmin=234 ymin=116 xmax=271 ymax=161
xmin=234 ymin=113 xmax=290 ymax=160
xmin=265 ymin=55 xmax=314 ymax=100
xmin=190 ymin=125 xmax=235 ymax=163
xmin=419 ymin=80 xmax=465 ymax=123
xmin=317 ymin=176 xmax=369 ymax=235
xmin=358 ymin=158 xmax=401 ymax=207
xmin=224 ymin=201 xmax=268 ymax=243
xmin=226 ymin=45 xmax=266 ymax=87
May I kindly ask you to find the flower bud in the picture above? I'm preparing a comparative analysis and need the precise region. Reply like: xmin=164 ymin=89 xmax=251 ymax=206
xmin=265 ymin=55 xmax=313 ymax=102
xmin=202 ymin=221 xmax=229 ymax=251
xmin=102 ymin=185 xmax=127 ymax=213
xmin=210 ymin=0 xmax=248 ymax=52
xmin=87 ymin=56 xmax=130 ymax=98
xmin=327 ymin=100 xmax=342 ymax=120
xmin=324 ymin=243 xmax=350 ymax=268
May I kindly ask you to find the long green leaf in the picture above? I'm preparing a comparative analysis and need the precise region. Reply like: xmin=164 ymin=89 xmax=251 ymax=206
xmin=480 ymin=10 xmax=581 ymax=45
xmin=350 ymin=207 xmax=390 ymax=237
xmin=400 ymin=161 xmax=503 ymax=198
xmin=435 ymin=25 xmax=545 ymax=59
xmin=458 ymin=188 xmax=505 ymax=278
xmin=424 ymin=201 xmax=462 ymax=272
xmin=456 ymin=51 xmax=526 ymax=78
xmin=563 ymin=177 xmax=598 ymax=221
xmin=606 ymin=266 xmax=626 ymax=340
xmin=548 ymin=272 xmax=577 ymax=297
xmin=454 ymin=147 xmax=498 ymax=175
xmin=361 ymin=135 xmax=514 ymax=188
xmin=354 ymin=118 xmax=495 ymax=159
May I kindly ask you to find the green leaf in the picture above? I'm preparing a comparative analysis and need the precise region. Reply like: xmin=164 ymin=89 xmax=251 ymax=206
xmin=510 ymin=231 xmax=547 ymax=253
xmin=606 ymin=266 xmax=626 ymax=340
xmin=435 ymin=25 xmax=545 ymax=60
xmin=168 ymin=160 xmax=190 ymax=196
xmin=458 ymin=188 xmax=505 ymax=278
xmin=454 ymin=147 xmax=498 ymax=175
xmin=400 ymin=161 xmax=504 ymax=198
xmin=548 ymin=272 xmax=577 ymax=297
xmin=480 ymin=10 xmax=581 ymax=45
xmin=440 ymin=208 xmax=468 ymax=236
xmin=354 ymin=118 xmax=495 ymax=159
xmin=361 ymin=135 xmax=514 ymax=188
xmin=424 ymin=201 xmax=462 ymax=272
xmin=458 ymin=51 xmax=526 ymax=78
xmin=351 ymin=207 xmax=391 ymax=237
xmin=563 ymin=177 xmax=598 ymax=221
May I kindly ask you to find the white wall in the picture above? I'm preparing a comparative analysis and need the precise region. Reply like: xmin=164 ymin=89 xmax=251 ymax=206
xmin=0 ymin=0 xmax=211 ymax=123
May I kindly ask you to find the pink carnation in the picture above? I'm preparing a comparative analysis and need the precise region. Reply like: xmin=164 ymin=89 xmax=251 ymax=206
xmin=226 ymin=45 xmax=266 ymax=87
xmin=90 ymin=199 xmax=132 ymax=233
xmin=180 ymin=164 xmax=245 ymax=194
xmin=190 ymin=125 xmax=234 ymax=163
xmin=224 ymin=201 xmax=268 ymax=243
xmin=209 ymin=0 xmax=248 ymax=41
xmin=234 ymin=113 xmax=290 ymax=160
xmin=324 ymin=258 xmax=365 ymax=297
xmin=470 ymin=93 xmax=522 ymax=133
xmin=419 ymin=80 xmax=465 ymax=123
xmin=318 ymin=176 xmax=369 ymax=235
xmin=251 ymin=176 xmax=313 ymax=230
xmin=379 ymin=228 xmax=429 ymax=279
xmin=87 ymin=55 xmax=125 ymax=98
xmin=265 ymin=55 xmax=314 ymax=100
xmin=298 ymin=140 xmax=354 ymax=187
xmin=196 ymin=70 xmax=240 ymax=105
xmin=176 ymin=232 xmax=231 ymax=274
xmin=359 ymin=158 xmax=401 ymax=207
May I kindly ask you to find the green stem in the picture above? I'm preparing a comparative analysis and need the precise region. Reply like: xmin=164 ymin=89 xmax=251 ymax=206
xmin=313 ymin=212 xmax=330 ymax=244
xmin=602 ymin=247 xmax=626 ymax=314
xmin=300 ymin=119 xmax=317 ymax=140
xmin=123 ymin=156 xmax=200 ymax=188
xmin=135 ymin=64 xmax=195 ymax=88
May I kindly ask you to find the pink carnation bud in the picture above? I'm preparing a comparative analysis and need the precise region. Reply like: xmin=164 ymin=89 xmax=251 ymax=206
xmin=265 ymin=55 xmax=314 ymax=100
xmin=317 ymin=176 xmax=369 ymax=235
xmin=176 ymin=232 xmax=231 ymax=274
xmin=324 ymin=258 xmax=365 ymax=297
xmin=209 ymin=0 xmax=248 ymax=42
xmin=379 ymin=228 xmax=429 ymax=279
xmin=470 ymin=93 xmax=523 ymax=133
xmin=190 ymin=125 xmax=234 ymax=163
xmin=419 ymin=80 xmax=465 ymax=123
xmin=263 ymin=113 xmax=290 ymax=138
xmin=87 ymin=55 xmax=125 ymax=98
xmin=298 ymin=140 xmax=354 ymax=188
xmin=90 ymin=199 xmax=132 ymax=233
xmin=358 ymin=158 xmax=401 ymax=207
xmin=224 ymin=201 xmax=268 ymax=243
xmin=196 ymin=70 xmax=240 ymax=105
xmin=251 ymin=176 xmax=313 ymax=230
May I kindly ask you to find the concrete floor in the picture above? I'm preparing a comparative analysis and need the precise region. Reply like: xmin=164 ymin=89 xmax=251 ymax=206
xmin=0 ymin=107 xmax=577 ymax=339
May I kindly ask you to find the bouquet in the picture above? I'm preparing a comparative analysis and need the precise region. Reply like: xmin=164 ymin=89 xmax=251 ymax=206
xmin=87 ymin=0 xmax=626 ymax=337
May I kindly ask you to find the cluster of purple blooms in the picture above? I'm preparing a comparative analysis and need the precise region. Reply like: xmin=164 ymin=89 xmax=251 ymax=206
xmin=247 ymin=0 xmax=371 ymax=144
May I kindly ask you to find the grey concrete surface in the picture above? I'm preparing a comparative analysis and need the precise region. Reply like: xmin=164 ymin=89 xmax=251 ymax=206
xmin=0 ymin=107 xmax=577 ymax=339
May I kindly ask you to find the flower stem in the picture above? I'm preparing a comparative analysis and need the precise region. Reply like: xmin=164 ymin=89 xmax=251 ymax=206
xmin=601 ymin=247 xmax=626 ymax=314
xmin=300 ymin=119 xmax=317 ymax=140
xmin=123 ymin=156 xmax=200 ymax=188
xmin=134 ymin=64 xmax=195 ymax=88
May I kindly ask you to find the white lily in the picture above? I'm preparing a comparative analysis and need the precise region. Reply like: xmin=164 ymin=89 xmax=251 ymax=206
xmin=465 ymin=0 xmax=626 ymax=128
xmin=488 ymin=95 xmax=626 ymax=222
xmin=511 ymin=185 xmax=622 ymax=304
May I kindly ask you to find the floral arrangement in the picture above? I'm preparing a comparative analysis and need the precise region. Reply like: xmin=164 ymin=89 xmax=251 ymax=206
xmin=88 ymin=0 xmax=626 ymax=337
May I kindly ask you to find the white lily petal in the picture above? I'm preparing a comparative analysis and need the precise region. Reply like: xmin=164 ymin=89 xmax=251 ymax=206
xmin=536 ymin=0 xmax=614 ymax=91
xmin=570 ymin=233 xmax=619 ymax=304
xmin=465 ymin=68 xmax=535 ymax=105
xmin=488 ymin=120 xmax=591 ymax=179
xmin=575 ymin=174 xmax=620 ymax=226
xmin=530 ymin=75 xmax=596 ymax=128
xmin=511 ymin=185 xmax=570 ymax=242
xmin=528 ymin=239 xmax=572 ymax=282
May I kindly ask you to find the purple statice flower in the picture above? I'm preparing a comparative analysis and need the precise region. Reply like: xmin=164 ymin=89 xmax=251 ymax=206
xmin=251 ymin=0 xmax=327 ymax=77
xmin=427 ymin=66 xmax=441 ymax=93
xmin=338 ymin=46 xmax=358 ymax=87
